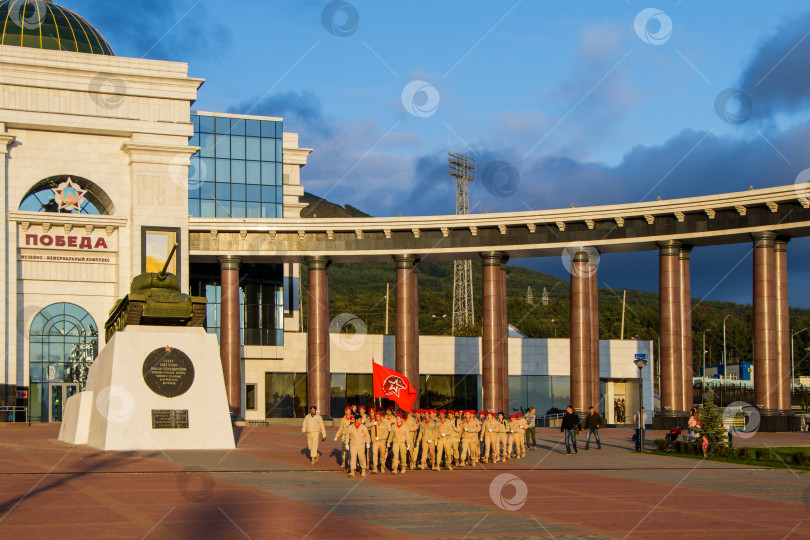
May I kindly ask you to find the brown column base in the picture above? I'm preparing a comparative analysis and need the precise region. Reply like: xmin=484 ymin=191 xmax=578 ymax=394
xmin=652 ymin=413 xmax=689 ymax=431
xmin=756 ymin=410 xmax=801 ymax=432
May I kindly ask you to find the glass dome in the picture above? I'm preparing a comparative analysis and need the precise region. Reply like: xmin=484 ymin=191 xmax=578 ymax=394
xmin=0 ymin=0 xmax=113 ymax=55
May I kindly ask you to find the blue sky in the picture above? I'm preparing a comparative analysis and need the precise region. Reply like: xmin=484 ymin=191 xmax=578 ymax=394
xmin=64 ymin=1 xmax=810 ymax=307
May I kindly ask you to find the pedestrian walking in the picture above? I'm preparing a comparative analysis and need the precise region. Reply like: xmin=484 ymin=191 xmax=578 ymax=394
xmin=583 ymin=406 xmax=603 ymax=450
xmin=301 ymin=405 xmax=326 ymax=464
xmin=345 ymin=414 xmax=370 ymax=478
xmin=560 ymin=405 xmax=581 ymax=455
xmin=633 ymin=407 xmax=647 ymax=451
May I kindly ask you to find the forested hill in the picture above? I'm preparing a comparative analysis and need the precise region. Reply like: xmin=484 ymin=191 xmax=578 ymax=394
xmin=298 ymin=194 xmax=810 ymax=374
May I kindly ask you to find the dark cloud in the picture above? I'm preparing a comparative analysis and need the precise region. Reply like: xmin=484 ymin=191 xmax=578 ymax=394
xmin=65 ymin=0 xmax=231 ymax=61
xmin=738 ymin=10 xmax=810 ymax=119
xmin=227 ymin=90 xmax=332 ymax=139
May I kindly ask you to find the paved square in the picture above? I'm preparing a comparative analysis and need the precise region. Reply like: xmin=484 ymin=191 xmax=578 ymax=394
xmin=0 ymin=424 xmax=808 ymax=538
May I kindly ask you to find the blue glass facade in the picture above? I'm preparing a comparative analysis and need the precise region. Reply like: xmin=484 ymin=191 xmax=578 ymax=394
xmin=188 ymin=113 xmax=284 ymax=219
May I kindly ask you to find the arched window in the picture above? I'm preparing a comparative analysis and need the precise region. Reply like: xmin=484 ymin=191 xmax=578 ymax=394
xmin=19 ymin=175 xmax=115 ymax=215
xmin=29 ymin=303 xmax=99 ymax=389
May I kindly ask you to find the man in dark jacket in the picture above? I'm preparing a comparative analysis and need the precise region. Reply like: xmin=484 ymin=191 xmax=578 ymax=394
xmin=560 ymin=405 xmax=581 ymax=455
xmin=583 ymin=406 xmax=603 ymax=450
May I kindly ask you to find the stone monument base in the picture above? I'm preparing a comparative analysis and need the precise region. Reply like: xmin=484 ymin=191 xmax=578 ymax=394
xmin=59 ymin=326 xmax=235 ymax=450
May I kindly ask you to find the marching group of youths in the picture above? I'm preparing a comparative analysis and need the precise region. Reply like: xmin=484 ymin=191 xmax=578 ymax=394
xmin=302 ymin=404 xmax=541 ymax=477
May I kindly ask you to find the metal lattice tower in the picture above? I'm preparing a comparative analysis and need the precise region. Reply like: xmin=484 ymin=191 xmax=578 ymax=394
xmin=449 ymin=152 xmax=476 ymax=333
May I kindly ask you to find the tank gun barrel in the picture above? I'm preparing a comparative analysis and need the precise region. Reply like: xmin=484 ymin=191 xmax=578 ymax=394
xmin=158 ymin=243 xmax=178 ymax=279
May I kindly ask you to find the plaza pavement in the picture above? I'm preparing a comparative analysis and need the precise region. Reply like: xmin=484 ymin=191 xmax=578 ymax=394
xmin=0 ymin=424 xmax=808 ymax=539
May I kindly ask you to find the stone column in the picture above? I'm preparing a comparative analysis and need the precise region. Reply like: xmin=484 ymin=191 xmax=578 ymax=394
xmin=774 ymin=238 xmax=791 ymax=412
xmin=679 ymin=245 xmax=694 ymax=412
xmin=395 ymin=255 xmax=418 ymax=390
xmin=219 ymin=256 xmax=243 ymax=419
xmin=306 ymin=256 xmax=331 ymax=416
xmin=589 ymin=257 xmax=600 ymax=413
xmin=752 ymin=232 xmax=778 ymax=413
xmin=411 ymin=263 xmax=420 ymax=407
xmin=500 ymin=257 xmax=510 ymax=413
xmin=481 ymin=252 xmax=503 ymax=411
xmin=569 ymin=249 xmax=592 ymax=413
xmin=658 ymin=240 xmax=684 ymax=420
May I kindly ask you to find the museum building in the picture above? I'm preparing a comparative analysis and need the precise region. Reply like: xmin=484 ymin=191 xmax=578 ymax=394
xmin=0 ymin=1 xmax=653 ymax=424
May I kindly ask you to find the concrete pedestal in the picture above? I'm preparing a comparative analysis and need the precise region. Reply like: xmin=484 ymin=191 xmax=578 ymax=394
xmin=652 ymin=412 xmax=689 ymax=431
xmin=59 ymin=326 xmax=235 ymax=450
xmin=756 ymin=410 xmax=801 ymax=432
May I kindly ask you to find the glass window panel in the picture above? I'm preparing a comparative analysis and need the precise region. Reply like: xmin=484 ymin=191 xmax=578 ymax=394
xmin=276 ymin=164 xmax=283 ymax=182
xmin=188 ymin=198 xmax=200 ymax=217
xmin=246 ymin=162 xmax=261 ymax=184
xmin=199 ymin=115 xmax=214 ymax=133
xmin=30 ymin=363 xmax=44 ymax=383
xmin=189 ymin=134 xmax=199 ymax=148
xmin=231 ymin=160 xmax=246 ymax=184
xmin=246 ymin=120 xmax=261 ymax=137
xmin=246 ymin=185 xmax=261 ymax=202
xmin=261 ymin=163 xmax=276 ymax=186
xmin=215 ymin=183 xmax=230 ymax=200
xmin=214 ymin=116 xmax=230 ymax=134
xmin=215 ymin=136 xmax=230 ymax=159
xmin=201 ymin=158 xmax=216 ymax=182
xmin=200 ymin=181 xmax=215 ymax=199
xmin=189 ymin=156 xmax=201 ymax=182
xmin=231 ymin=201 xmax=246 ymax=218
xmin=230 ymin=118 xmax=246 ymax=136
xmin=526 ymin=376 xmax=552 ymax=417
xmin=191 ymin=114 xmax=200 ymax=131
xmin=276 ymin=122 xmax=284 ymax=138
xmin=276 ymin=186 xmax=284 ymax=201
xmin=246 ymin=384 xmax=256 ymax=410
xmin=261 ymin=186 xmax=275 ymax=202
xmin=201 ymin=199 xmax=215 ymax=217
xmin=508 ymin=376 xmax=526 ymax=415
xmin=215 ymin=160 xmax=231 ymax=182
xmin=261 ymin=139 xmax=276 ymax=161
xmin=246 ymin=137 xmax=260 ymax=161
xmin=261 ymin=121 xmax=275 ymax=138
xmin=425 ymin=375 xmax=453 ymax=410
xmin=261 ymin=202 xmax=276 ymax=218
xmin=276 ymin=140 xmax=283 ymax=162
xmin=551 ymin=376 xmax=571 ymax=414
xmin=246 ymin=202 xmax=261 ymax=218
xmin=200 ymin=133 xmax=215 ymax=158
xmin=265 ymin=373 xmax=294 ymax=418
xmin=231 ymin=184 xmax=246 ymax=201
xmin=330 ymin=373 xmax=347 ymax=415
xmin=231 ymin=136 xmax=246 ymax=160
xmin=215 ymin=200 xmax=230 ymax=218
xmin=293 ymin=374 xmax=308 ymax=418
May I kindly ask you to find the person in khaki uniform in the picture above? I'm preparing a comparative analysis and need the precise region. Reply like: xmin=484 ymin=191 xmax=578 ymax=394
xmin=367 ymin=411 xmax=387 ymax=473
xmin=481 ymin=411 xmax=500 ymax=463
xmin=505 ymin=414 xmax=520 ymax=458
xmin=459 ymin=410 xmax=481 ymax=466
xmin=386 ymin=414 xmax=410 ymax=474
xmin=405 ymin=411 xmax=419 ymax=469
xmin=449 ymin=411 xmax=462 ymax=465
xmin=333 ymin=406 xmax=353 ymax=468
xmin=380 ymin=407 xmax=396 ymax=468
xmin=417 ymin=410 xmax=438 ymax=469
xmin=516 ymin=412 xmax=528 ymax=457
xmin=345 ymin=415 xmax=371 ymax=478
xmin=302 ymin=405 xmax=327 ymax=464
xmin=476 ymin=411 xmax=486 ymax=462
xmin=434 ymin=410 xmax=455 ymax=471
xmin=496 ymin=412 xmax=509 ymax=461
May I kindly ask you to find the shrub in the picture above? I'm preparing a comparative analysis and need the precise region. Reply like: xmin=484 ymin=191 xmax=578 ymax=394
xmin=755 ymin=448 xmax=767 ymax=461
xmin=790 ymin=451 xmax=807 ymax=466
xmin=654 ymin=439 xmax=669 ymax=452
xmin=736 ymin=447 xmax=750 ymax=461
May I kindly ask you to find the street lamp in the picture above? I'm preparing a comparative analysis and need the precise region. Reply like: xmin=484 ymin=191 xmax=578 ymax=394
xmin=702 ymin=329 xmax=711 ymax=405
xmin=791 ymin=327 xmax=809 ymax=388
xmin=634 ymin=358 xmax=648 ymax=452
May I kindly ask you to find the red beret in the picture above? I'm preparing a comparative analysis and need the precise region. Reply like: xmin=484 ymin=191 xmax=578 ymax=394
xmin=395 ymin=414 xmax=403 ymax=419
xmin=344 ymin=406 xmax=352 ymax=411
xmin=509 ymin=414 xmax=516 ymax=418
xmin=439 ymin=409 xmax=447 ymax=414
xmin=359 ymin=405 xmax=366 ymax=409
xmin=516 ymin=413 xmax=522 ymax=417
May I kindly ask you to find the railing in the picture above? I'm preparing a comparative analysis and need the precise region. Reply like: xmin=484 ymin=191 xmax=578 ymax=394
xmin=536 ymin=413 xmax=565 ymax=428
xmin=0 ymin=406 xmax=28 ymax=423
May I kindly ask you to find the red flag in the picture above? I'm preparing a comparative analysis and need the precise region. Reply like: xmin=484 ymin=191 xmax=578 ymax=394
xmin=372 ymin=361 xmax=417 ymax=412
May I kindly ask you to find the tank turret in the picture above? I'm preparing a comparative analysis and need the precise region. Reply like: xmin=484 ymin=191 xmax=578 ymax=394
xmin=105 ymin=244 xmax=206 ymax=341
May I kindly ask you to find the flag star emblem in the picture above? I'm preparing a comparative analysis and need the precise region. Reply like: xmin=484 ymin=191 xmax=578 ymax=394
xmin=164 ymin=345 xmax=171 ymax=352
xmin=382 ymin=375 xmax=407 ymax=397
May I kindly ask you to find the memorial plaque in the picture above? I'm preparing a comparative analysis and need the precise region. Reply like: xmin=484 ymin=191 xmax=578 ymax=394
xmin=151 ymin=409 xmax=189 ymax=429
xmin=142 ymin=346 xmax=195 ymax=398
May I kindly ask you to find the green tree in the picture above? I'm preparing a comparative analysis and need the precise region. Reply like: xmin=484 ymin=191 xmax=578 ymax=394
xmin=696 ymin=388 xmax=729 ymax=449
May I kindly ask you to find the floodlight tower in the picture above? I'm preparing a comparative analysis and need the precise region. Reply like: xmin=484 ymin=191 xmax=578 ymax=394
xmin=448 ymin=152 xmax=476 ymax=333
